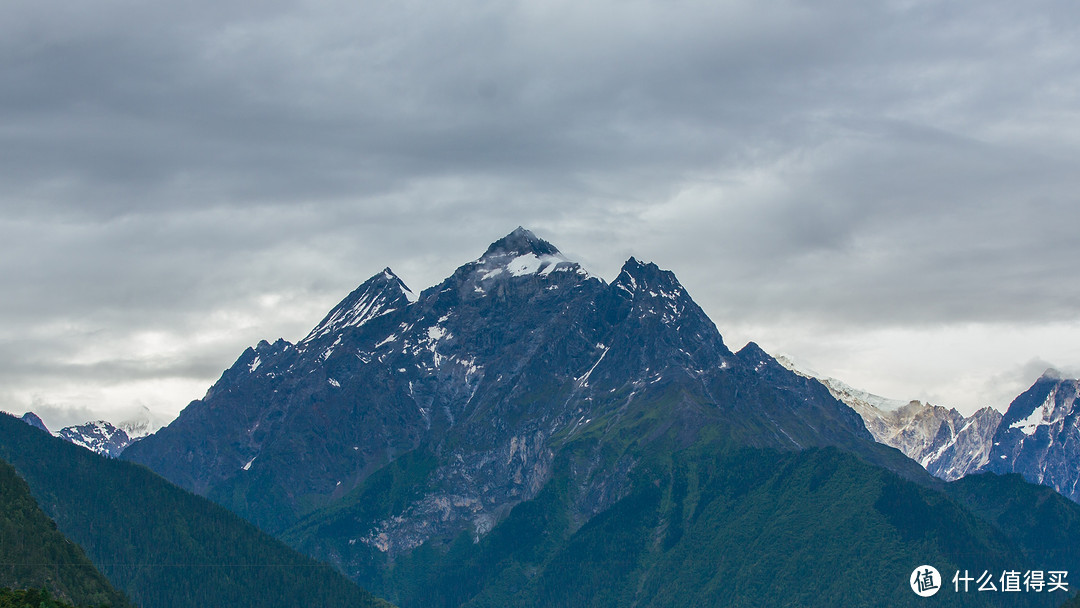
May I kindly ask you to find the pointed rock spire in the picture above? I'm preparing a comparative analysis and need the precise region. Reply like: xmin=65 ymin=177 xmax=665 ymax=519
xmin=20 ymin=412 xmax=50 ymax=434
xmin=459 ymin=227 xmax=590 ymax=289
xmin=612 ymin=257 xmax=683 ymax=295
xmin=735 ymin=341 xmax=776 ymax=370
xmin=482 ymin=227 xmax=561 ymax=258
xmin=302 ymin=268 xmax=412 ymax=343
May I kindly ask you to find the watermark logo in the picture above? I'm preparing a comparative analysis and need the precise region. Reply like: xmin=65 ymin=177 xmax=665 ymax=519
xmin=909 ymin=566 xmax=1069 ymax=596
xmin=911 ymin=565 xmax=941 ymax=597
xmin=952 ymin=570 xmax=1068 ymax=593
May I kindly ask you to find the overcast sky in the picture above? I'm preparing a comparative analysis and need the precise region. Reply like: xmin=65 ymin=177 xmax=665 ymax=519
xmin=4 ymin=0 xmax=1080 ymax=430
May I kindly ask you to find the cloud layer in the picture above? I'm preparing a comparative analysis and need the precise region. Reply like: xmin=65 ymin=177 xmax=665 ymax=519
xmin=4 ymin=0 xmax=1080 ymax=426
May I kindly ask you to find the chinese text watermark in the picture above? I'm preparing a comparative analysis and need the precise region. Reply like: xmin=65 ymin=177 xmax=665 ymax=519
xmin=910 ymin=567 xmax=1068 ymax=597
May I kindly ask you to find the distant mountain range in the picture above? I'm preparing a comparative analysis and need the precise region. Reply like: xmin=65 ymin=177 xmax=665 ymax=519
xmin=786 ymin=362 xmax=1080 ymax=504
xmin=57 ymin=421 xmax=134 ymax=458
xmin=775 ymin=363 xmax=1004 ymax=481
xmin=983 ymin=371 xmax=1080 ymax=503
xmin=14 ymin=407 xmax=157 ymax=458
xmin=112 ymin=228 xmax=1080 ymax=607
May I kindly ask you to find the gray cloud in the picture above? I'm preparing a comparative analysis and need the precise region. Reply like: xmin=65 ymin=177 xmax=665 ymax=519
xmin=3 ymin=0 xmax=1080 ymax=420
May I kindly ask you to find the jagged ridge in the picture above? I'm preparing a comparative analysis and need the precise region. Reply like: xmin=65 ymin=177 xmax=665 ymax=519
xmin=983 ymin=371 xmax=1080 ymax=502
xmin=118 ymin=228 xmax=1080 ymax=608
xmin=125 ymin=228 xmax=888 ymax=542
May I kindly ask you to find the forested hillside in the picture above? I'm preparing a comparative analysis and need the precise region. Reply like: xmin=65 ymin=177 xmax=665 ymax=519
xmin=0 ymin=414 xmax=389 ymax=608
xmin=0 ymin=458 xmax=130 ymax=607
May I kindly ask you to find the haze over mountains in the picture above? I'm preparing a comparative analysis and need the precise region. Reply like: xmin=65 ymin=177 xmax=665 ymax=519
xmin=783 ymin=361 xmax=1080 ymax=504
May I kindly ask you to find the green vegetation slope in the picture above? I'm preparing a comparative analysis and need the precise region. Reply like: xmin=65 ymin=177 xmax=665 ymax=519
xmin=0 ymin=588 xmax=78 ymax=608
xmin=0 ymin=413 xmax=390 ymax=608
xmin=289 ymin=440 xmax=1080 ymax=608
xmin=0 ymin=458 xmax=130 ymax=607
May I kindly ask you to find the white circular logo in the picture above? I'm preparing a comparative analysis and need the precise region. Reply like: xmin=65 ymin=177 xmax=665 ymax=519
xmin=910 ymin=565 xmax=941 ymax=597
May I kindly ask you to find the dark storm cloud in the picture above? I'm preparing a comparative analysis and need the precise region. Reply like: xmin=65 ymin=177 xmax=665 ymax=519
xmin=3 ymin=0 xmax=1080 ymax=418
xmin=0 ymin=0 xmax=877 ymax=211
xmin=662 ymin=123 xmax=1080 ymax=327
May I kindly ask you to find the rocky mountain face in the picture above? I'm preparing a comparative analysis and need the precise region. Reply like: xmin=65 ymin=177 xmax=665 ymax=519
xmin=19 ymin=412 xmax=49 ymax=433
xmin=982 ymin=370 xmax=1080 ymax=502
xmin=16 ymin=407 xmax=156 ymax=458
xmin=823 ymin=377 xmax=1002 ymax=481
xmin=776 ymin=365 xmax=1003 ymax=482
xmin=904 ymin=405 xmax=1002 ymax=481
xmin=790 ymin=364 xmax=1080 ymax=504
xmin=118 ymin=228 xmax=1080 ymax=607
xmin=57 ymin=421 xmax=133 ymax=458
xmin=124 ymin=228 xmax=898 ymax=542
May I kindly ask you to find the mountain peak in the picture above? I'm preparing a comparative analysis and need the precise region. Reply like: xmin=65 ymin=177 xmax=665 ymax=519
xmin=613 ymin=257 xmax=683 ymax=294
xmin=118 ymin=405 xmax=159 ymax=439
xmin=58 ymin=420 xmax=132 ymax=458
xmin=736 ymin=341 xmax=770 ymax=361
xmin=617 ymin=256 xmax=656 ymax=278
xmin=1041 ymin=367 xmax=1065 ymax=381
xmin=20 ymin=411 xmax=50 ymax=434
xmin=301 ymin=268 xmax=413 ymax=344
xmin=370 ymin=266 xmax=409 ymax=290
xmin=461 ymin=228 xmax=590 ymax=288
xmin=736 ymin=341 xmax=791 ymax=375
xmin=482 ymin=227 xmax=561 ymax=258
xmin=983 ymin=366 xmax=1080 ymax=501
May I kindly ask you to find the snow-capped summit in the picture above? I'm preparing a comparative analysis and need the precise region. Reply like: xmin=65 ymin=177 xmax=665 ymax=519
xmin=1005 ymin=379 xmax=1073 ymax=437
xmin=481 ymin=226 xmax=561 ymax=258
xmin=301 ymin=268 xmax=414 ymax=345
xmin=996 ymin=369 xmax=1076 ymax=438
xmin=471 ymin=228 xmax=587 ymax=282
xmin=58 ymin=420 xmax=133 ymax=458
xmin=125 ymin=226 xmax=881 ymax=546
xmin=17 ymin=407 xmax=159 ymax=455
xmin=983 ymin=371 xmax=1080 ymax=502
xmin=476 ymin=249 xmax=579 ymax=280
xmin=817 ymin=376 xmax=912 ymax=413
xmin=777 ymin=357 xmax=1002 ymax=481
xmin=117 ymin=406 xmax=160 ymax=439
xmin=449 ymin=229 xmax=593 ymax=299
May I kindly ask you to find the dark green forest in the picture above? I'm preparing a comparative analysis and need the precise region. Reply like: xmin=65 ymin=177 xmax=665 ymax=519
xmin=7 ymin=403 xmax=1080 ymax=608
xmin=0 ymin=588 xmax=79 ymax=608
xmin=0 ymin=459 xmax=130 ymax=608
xmin=0 ymin=414 xmax=390 ymax=608
xmin=290 ymin=438 xmax=1080 ymax=608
